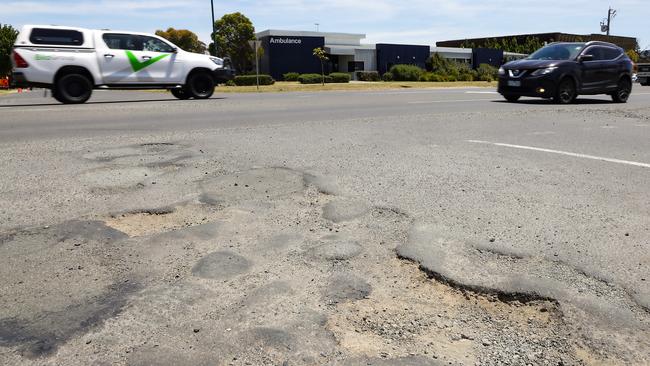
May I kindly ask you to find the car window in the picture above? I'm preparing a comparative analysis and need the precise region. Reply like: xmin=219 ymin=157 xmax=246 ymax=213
xmin=142 ymin=36 xmax=174 ymax=53
xmin=30 ymin=28 xmax=84 ymax=46
xmin=527 ymin=43 xmax=585 ymax=61
xmin=602 ymin=47 xmax=622 ymax=60
xmin=581 ymin=46 xmax=602 ymax=61
xmin=103 ymin=33 xmax=143 ymax=51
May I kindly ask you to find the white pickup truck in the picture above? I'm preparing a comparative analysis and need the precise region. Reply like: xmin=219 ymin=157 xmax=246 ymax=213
xmin=11 ymin=25 xmax=234 ymax=104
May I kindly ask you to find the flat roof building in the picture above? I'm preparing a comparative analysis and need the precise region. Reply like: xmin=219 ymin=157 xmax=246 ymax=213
xmin=255 ymin=29 xmax=619 ymax=80
xmin=437 ymin=32 xmax=638 ymax=51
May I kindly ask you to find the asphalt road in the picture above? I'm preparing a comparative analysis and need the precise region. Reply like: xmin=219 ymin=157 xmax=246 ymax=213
xmin=0 ymin=86 xmax=649 ymax=365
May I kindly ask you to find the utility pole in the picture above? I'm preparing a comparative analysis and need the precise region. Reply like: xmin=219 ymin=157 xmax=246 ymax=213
xmin=600 ymin=7 xmax=617 ymax=36
xmin=210 ymin=0 xmax=217 ymax=55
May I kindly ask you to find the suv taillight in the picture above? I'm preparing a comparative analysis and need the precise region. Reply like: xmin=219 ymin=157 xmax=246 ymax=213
xmin=12 ymin=51 xmax=29 ymax=68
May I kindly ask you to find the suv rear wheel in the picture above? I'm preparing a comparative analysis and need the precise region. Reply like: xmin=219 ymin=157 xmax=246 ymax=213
xmin=54 ymin=73 xmax=92 ymax=104
xmin=504 ymin=95 xmax=520 ymax=103
xmin=186 ymin=72 xmax=215 ymax=99
xmin=553 ymin=78 xmax=576 ymax=104
xmin=611 ymin=79 xmax=631 ymax=103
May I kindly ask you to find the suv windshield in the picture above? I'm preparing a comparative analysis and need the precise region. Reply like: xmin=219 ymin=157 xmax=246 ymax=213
xmin=527 ymin=43 xmax=585 ymax=61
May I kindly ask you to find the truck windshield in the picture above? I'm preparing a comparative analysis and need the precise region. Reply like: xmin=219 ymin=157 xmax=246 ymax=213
xmin=527 ymin=43 xmax=585 ymax=61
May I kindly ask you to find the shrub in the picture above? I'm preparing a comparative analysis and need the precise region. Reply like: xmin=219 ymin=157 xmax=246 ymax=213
xmin=225 ymin=79 xmax=236 ymax=86
xmin=356 ymin=71 xmax=380 ymax=82
xmin=329 ymin=72 xmax=351 ymax=83
xmin=382 ymin=72 xmax=393 ymax=81
xmin=389 ymin=64 xmax=423 ymax=81
xmin=476 ymin=63 xmax=498 ymax=82
xmin=283 ymin=72 xmax=300 ymax=81
xmin=298 ymin=73 xmax=332 ymax=84
xmin=458 ymin=73 xmax=474 ymax=81
xmin=233 ymin=75 xmax=275 ymax=86
xmin=419 ymin=72 xmax=448 ymax=82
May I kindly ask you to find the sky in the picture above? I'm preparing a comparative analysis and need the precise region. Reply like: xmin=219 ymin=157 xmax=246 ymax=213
xmin=2 ymin=0 xmax=649 ymax=50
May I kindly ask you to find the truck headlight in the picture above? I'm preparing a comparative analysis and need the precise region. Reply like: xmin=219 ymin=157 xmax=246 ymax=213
xmin=531 ymin=67 xmax=557 ymax=76
xmin=498 ymin=67 xmax=505 ymax=76
xmin=210 ymin=57 xmax=224 ymax=67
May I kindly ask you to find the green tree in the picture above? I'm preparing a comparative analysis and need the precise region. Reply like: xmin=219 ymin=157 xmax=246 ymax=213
xmin=155 ymin=27 xmax=206 ymax=54
xmin=0 ymin=24 xmax=19 ymax=78
xmin=626 ymin=49 xmax=639 ymax=63
xmin=313 ymin=47 xmax=329 ymax=85
xmin=211 ymin=12 xmax=255 ymax=73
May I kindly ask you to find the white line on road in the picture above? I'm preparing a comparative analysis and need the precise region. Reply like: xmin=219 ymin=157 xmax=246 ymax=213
xmin=409 ymin=98 xmax=495 ymax=104
xmin=467 ymin=140 xmax=650 ymax=168
xmin=465 ymin=91 xmax=499 ymax=94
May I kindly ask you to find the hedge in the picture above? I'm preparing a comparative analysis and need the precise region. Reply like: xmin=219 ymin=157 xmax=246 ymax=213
xmin=329 ymin=72 xmax=351 ymax=83
xmin=388 ymin=64 xmax=423 ymax=81
xmin=283 ymin=72 xmax=300 ymax=81
xmin=476 ymin=63 xmax=498 ymax=82
xmin=299 ymin=73 xmax=330 ymax=84
xmin=233 ymin=75 xmax=275 ymax=86
xmin=356 ymin=71 xmax=380 ymax=82
xmin=382 ymin=72 xmax=393 ymax=81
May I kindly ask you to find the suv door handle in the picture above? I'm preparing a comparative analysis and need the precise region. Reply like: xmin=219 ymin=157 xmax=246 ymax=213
xmin=142 ymin=56 xmax=152 ymax=60
xmin=104 ymin=54 xmax=114 ymax=58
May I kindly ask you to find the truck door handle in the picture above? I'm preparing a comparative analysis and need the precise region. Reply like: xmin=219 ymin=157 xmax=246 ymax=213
xmin=142 ymin=56 xmax=152 ymax=60
xmin=104 ymin=54 xmax=114 ymax=59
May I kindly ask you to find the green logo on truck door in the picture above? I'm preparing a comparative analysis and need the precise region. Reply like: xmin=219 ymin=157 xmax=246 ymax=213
xmin=125 ymin=51 xmax=169 ymax=72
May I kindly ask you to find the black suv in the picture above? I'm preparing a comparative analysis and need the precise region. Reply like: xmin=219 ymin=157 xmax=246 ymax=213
xmin=498 ymin=41 xmax=634 ymax=104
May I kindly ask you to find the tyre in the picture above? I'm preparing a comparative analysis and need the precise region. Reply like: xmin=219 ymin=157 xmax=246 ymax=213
xmin=53 ymin=73 xmax=92 ymax=104
xmin=170 ymin=88 xmax=190 ymax=100
xmin=504 ymin=95 xmax=520 ymax=103
xmin=186 ymin=72 xmax=215 ymax=99
xmin=553 ymin=78 xmax=576 ymax=104
xmin=611 ymin=79 xmax=631 ymax=103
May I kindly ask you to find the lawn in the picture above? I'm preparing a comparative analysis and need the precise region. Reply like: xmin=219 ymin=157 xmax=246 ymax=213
xmin=216 ymin=81 xmax=497 ymax=93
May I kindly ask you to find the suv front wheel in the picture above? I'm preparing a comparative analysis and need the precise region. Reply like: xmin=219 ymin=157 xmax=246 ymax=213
xmin=611 ymin=78 xmax=631 ymax=103
xmin=553 ymin=78 xmax=576 ymax=104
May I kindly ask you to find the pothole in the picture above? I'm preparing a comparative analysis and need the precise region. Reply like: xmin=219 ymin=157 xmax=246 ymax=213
xmin=104 ymin=204 xmax=222 ymax=237
xmin=327 ymin=258 xmax=575 ymax=365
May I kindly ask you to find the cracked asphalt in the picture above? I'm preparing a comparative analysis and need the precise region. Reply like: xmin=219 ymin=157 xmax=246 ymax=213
xmin=0 ymin=87 xmax=649 ymax=365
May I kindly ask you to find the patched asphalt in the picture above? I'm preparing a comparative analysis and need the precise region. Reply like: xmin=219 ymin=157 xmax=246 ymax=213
xmin=0 ymin=87 xmax=649 ymax=365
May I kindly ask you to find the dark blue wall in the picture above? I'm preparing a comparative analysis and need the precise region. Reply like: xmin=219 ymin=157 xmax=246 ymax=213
xmin=376 ymin=44 xmax=431 ymax=75
xmin=259 ymin=36 xmax=325 ymax=80
xmin=472 ymin=48 xmax=504 ymax=68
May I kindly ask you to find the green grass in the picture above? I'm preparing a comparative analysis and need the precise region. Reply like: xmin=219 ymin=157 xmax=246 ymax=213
xmin=215 ymin=81 xmax=497 ymax=93
xmin=0 ymin=89 xmax=16 ymax=95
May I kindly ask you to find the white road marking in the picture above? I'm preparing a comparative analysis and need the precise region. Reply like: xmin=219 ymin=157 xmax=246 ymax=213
xmin=467 ymin=140 xmax=650 ymax=168
xmin=465 ymin=91 xmax=499 ymax=94
xmin=409 ymin=98 xmax=495 ymax=104
xmin=526 ymin=131 xmax=556 ymax=136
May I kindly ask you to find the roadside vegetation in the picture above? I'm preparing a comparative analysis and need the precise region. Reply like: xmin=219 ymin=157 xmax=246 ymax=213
xmin=216 ymin=80 xmax=496 ymax=93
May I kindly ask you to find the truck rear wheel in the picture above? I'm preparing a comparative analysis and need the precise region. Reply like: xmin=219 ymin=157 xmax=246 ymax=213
xmin=186 ymin=72 xmax=215 ymax=99
xmin=54 ymin=73 xmax=92 ymax=104
xmin=170 ymin=88 xmax=190 ymax=100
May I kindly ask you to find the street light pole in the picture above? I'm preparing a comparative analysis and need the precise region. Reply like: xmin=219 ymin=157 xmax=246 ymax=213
xmin=210 ymin=0 xmax=216 ymax=55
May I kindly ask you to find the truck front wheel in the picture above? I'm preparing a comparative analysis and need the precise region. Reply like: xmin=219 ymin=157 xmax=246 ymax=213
xmin=54 ymin=73 xmax=92 ymax=104
xmin=186 ymin=72 xmax=215 ymax=99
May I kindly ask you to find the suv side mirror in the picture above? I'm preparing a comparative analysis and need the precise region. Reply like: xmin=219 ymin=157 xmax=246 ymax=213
xmin=579 ymin=54 xmax=594 ymax=63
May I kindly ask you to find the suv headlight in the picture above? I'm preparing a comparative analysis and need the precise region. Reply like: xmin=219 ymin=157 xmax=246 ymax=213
xmin=210 ymin=57 xmax=224 ymax=67
xmin=498 ymin=67 xmax=505 ymax=76
xmin=531 ymin=67 xmax=557 ymax=76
